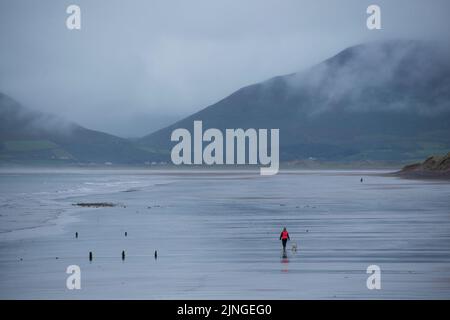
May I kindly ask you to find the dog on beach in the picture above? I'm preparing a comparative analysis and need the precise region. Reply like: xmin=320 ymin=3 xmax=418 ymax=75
xmin=291 ymin=242 xmax=298 ymax=252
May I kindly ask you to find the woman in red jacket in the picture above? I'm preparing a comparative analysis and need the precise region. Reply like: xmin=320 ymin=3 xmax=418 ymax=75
xmin=279 ymin=227 xmax=290 ymax=251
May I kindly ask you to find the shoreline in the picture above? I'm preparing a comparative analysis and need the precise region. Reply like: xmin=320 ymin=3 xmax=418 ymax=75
xmin=392 ymin=172 xmax=450 ymax=180
xmin=0 ymin=166 xmax=397 ymax=175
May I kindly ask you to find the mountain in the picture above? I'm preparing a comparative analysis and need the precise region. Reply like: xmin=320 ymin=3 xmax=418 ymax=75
xmin=2 ymin=40 xmax=450 ymax=165
xmin=140 ymin=40 xmax=450 ymax=162
xmin=0 ymin=93 xmax=161 ymax=165
xmin=396 ymin=152 xmax=450 ymax=179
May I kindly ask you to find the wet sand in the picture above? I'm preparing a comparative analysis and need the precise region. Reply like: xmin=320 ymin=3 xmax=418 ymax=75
xmin=0 ymin=169 xmax=450 ymax=299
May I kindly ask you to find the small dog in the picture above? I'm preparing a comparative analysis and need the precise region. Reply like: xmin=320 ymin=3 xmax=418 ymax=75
xmin=291 ymin=242 xmax=298 ymax=253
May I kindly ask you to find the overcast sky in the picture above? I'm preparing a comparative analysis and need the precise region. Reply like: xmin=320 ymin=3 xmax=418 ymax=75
xmin=1 ymin=0 xmax=449 ymax=137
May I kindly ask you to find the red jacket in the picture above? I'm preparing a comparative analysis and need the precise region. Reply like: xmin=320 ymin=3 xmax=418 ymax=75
xmin=280 ymin=230 xmax=290 ymax=240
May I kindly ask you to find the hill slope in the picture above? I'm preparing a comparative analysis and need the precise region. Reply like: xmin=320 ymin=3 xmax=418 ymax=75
xmin=396 ymin=152 xmax=450 ymax=179
xmin=140 ymin=40 xmax=450 ymax=162
xmin=0 ymin=93 xmax=160 ymax=164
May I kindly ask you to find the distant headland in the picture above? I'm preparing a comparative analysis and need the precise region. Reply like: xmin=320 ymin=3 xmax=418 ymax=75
xmin=396 ymin=153 xmax=450 ymax=179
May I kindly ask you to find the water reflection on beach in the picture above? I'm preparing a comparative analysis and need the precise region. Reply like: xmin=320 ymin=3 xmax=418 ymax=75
xmin=0 ymin=169 xmax=449 ymax=299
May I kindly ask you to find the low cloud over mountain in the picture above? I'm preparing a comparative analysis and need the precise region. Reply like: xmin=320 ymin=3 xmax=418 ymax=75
xmin=141 ymin=40 xmax=450 ymax=162
xmin=2 ymin=40 xmax=449 ymax=164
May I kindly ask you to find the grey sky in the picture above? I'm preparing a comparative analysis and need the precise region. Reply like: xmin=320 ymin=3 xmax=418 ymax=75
xmin=1 ymin=0 xmax=449 ymax=137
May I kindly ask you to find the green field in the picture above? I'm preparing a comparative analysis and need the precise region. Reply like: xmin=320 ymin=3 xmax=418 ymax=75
xmin=2 ymin=140 xmax=59 ymax=152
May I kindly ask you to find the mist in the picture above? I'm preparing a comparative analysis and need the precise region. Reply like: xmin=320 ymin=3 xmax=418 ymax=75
xmin=284 ymin=40 xmax=450 ymax=117
xmin=1 ymin=0 xmax=450 ymax=137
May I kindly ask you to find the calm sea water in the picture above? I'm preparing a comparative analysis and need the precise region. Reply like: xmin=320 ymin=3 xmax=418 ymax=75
xmin=0 ymin=168 xmax=449 ymax=299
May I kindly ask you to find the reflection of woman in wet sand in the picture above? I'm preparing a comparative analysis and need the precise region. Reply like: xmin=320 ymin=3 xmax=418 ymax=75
xmin=281 ymin=253 xmax=289 ymax=272
xmin=279 ymin=227 xmax=290 ymax=252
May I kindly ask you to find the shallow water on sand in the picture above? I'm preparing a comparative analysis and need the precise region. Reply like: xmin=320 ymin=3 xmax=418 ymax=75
xmin=0 ymin=169 xmax=450 ymax=299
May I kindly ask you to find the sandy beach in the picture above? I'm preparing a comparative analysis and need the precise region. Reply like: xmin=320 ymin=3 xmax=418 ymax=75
xmin=0 ymin=169 xmax=450 ymax=299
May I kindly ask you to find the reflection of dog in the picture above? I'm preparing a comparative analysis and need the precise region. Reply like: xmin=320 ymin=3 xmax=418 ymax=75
xmin=291 ymin=242 xmax=298 ymax=252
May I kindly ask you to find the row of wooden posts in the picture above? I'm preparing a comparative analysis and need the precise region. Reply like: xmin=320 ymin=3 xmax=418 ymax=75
xmin=75 ymin=232 xmax=157 ymax=261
